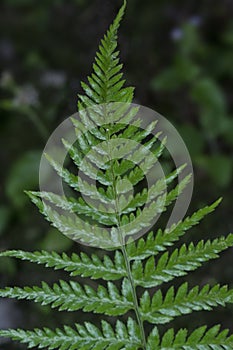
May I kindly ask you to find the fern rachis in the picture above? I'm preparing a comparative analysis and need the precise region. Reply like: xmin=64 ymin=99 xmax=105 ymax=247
xmin=0 ymin=1 xmax=233 ymax=349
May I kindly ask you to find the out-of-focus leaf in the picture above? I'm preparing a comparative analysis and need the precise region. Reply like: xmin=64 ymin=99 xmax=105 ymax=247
xmin=197 ymin=155 xmax=233 ymax=188
xmin=192 ymin=78 xmax=226 ymax=112
xmin=175 ymin=56 xmax=200 ymax=82
xmin=151 ymin=58 xmax=199 ymax=92
xmin=6 ymin=151 xmax=41 ymax=208
xmin=178 ymin=124 xmax=205 ymax=157
xmin=197 ymin=109 xmax=229 ymax=138
xmin=191 ymin=78 xmax=228 ymax=137
xmin=179 ymin=23 xmax=201 ymax=56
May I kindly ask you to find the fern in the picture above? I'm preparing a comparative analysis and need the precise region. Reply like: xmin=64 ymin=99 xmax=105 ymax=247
xmin=1 ymin=1 xmax=233 ymax=349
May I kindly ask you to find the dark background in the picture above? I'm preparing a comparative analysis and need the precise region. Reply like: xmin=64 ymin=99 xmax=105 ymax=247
xmin=0 ymin=0 xmax=233 ymax=348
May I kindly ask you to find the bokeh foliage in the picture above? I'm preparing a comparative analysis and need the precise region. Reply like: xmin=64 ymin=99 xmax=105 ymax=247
xmin=0 ymin=0 xmax=232 ymax=348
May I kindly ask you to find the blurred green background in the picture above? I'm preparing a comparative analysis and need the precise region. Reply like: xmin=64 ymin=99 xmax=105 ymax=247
xmin=0 ymin=0 xmax=232 ymax=348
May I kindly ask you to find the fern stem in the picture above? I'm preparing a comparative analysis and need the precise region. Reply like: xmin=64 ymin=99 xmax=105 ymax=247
xmin=121 ymin=243 xmax=147 ymax=350
xmin=105 ymin=126 xmax=147 ymax=349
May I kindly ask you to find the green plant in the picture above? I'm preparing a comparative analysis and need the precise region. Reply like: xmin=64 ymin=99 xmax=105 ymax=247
xmin=1 ymin=1 xmax=233 ymax=349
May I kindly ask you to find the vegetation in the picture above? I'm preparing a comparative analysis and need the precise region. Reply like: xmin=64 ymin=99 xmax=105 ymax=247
xmin=0 ymin=2 xmax=233 ymax=349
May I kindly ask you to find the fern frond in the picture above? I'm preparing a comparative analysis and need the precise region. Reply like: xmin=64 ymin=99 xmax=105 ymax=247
xmin=0 ymin=318 xmax=141 ymax=350
xmin=140 ymin=282 xmax=233 ymax=324
xmin=132 ymin=234 xmax=233 ymax=287
xmin=0 ymin=278 xmax=133 ymax=316
xmin=147 ymin=325 xmax=233 ymax=349
xmin=1 ymin=2 xmax=232 ymax=349
xmin=0 ymin=250 xmax=126 ymax=280
xmin=127 ymin=199 xmax=222 ymax=261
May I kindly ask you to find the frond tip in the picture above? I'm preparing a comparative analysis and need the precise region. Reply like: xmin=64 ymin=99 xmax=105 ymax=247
xmin=78 ymin=0 xmax=133 ymax=108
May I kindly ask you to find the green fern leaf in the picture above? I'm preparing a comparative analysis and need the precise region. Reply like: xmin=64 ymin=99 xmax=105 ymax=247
xmin=140 ymin=282 xmax=233 ymax=324
xmin=0 ymin=318 xmax=141 ymax=350
xmin=147 ymin=325 xmax=233 ymax=349
xmin=126 ymin=198 xmax=222 ymax=260
xmin=132 ymin=234 xmax=233 ymax=288
xmin=0 ymin=278 xmax=133 ymax=316
xmin=0 ymin=249 xmax=126 ymax=280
